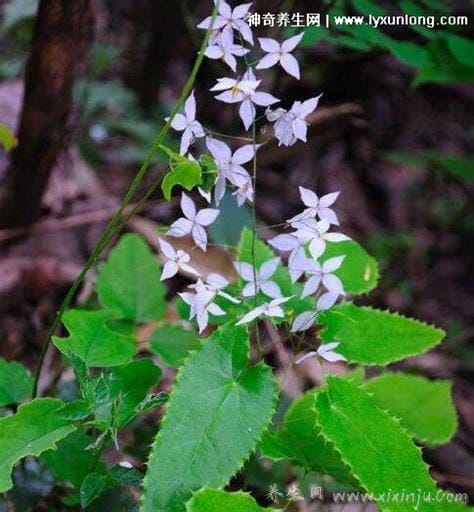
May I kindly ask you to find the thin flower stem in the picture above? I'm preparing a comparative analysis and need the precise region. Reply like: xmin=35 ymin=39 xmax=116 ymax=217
xmin=32 ymin=6 xmax=220 ymax=398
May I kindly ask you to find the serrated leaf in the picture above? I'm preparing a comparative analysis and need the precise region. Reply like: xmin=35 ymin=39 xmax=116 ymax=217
xmin=53 ymin=309 xmax=136 ymax=367
xmin=80 ymin=472 xmax=108 ymax=508
xmin=110 ymin=464 xmax=143 ymax=487
xmin=318 ymin=302 xmax=445 ymax=365
xmin=57 ymin=399 xmax=92 ymax=421
xmin=322 ymin=240 xmax=379 ymax=295
xmin=0 ymin=398 xmax=76 ymax=493
xmin=141 ymin=324 xmax=277 ymax=512
xmin=96 ymin=234 xmax=167 ymax=322
xmin=364 ymin=372 xmax=457 ymax=445
xmin=186 ymin=487 xmax=274 ymax=511
xmin=42 ymin=429 xmax=104 ymax=487
xmin=162 ymin=160 xmax=202 ymax=200
xmin=149 ymin=323 xmax=201 ymax=368
xmin=261 ymin=392 xmax=357 ymax=487
xmin=89 ymin=359 xmax=161 ymax=429
xmin=316 ymin=377 xmax=467 ymax=511
xmin=0 ymin=358 xmax=33 ymax=406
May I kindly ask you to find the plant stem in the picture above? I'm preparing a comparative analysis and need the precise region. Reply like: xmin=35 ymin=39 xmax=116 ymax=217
xmin=32 ymin=6 xmax=219 ymax=397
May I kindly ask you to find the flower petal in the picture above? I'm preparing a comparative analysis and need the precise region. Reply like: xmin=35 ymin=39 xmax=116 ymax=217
xmin=269 ymin=234 xmax=300 ymax=252
xmin=291 ymin=311 xmax=316 ymax=332
xmin=256 ymin=52 xmax=280 ymax=70
xmin=232 ymin=144 xmax=257 ymax=165
xmin=195 ymin=208 xmax=220 ymax=226
xmin=161 ymin=261 xmax=178 ymax=280
xmin=206 ymin=138 xmax=232 ymax=162
xmin=322 ymin=255 xmax=345 ymax=273
xmin=281 ymin=32 xmax=304 ymax=52
xmin=192 ymin=224 xmax=208 ymax=251
xmin=168 ymin=218 xmax=193 ymax=237
xmin=280 ymin=53 xmax=300 ymax=80
xmin=239 ymin=99 xmax=256 ymax=130
xmin=316 ymin=291 xmax=338 ymax=311
xmin=234 ymin=261 xmax=255 ymax=281
xmin=258 ymin=37 xmax=280 ymax=53
xmin=259 ymin=257 xmax=280 ymax=279
xmin=181 ymin=193 xmax=196 ymax=220
xmin=299 ymin=186 xmax=319 ymax=208
xmin=261 ymin=280 xmax=282 ymax=299
xmin=292 ymin=118 xmax=307 ymax=141
xmin=301 ymin=275 xmax=321 ymax=298
xmin=308 ymin=238 xmax=326 ymax=259
xmin=170 ymin=113 xmax=187 ymax=131
xmin=184 ymin=91 xmax=196 ymax=120
xmin=322 ymin=273 xmax=344 ymax=294
xmin=252 ymin=91 xmax=280 ymax=107
xmin=319 ymin=191 xmax=340 ymax=207
xmin=158 ymin=238 xmax=176 ymax=259
xmin=236 ymin=307 xmax=263 ymax=325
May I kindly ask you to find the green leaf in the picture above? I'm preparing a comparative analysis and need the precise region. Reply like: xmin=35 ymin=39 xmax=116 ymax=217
xmin=149 ymin=323 xmax=201 ymax=368
xmin=437 ymin=154 xmax=474 ymax=182
xmin=80 ymin=473 xmax=108 ymax=508
xmin=162 ymin=160 xmax=202 ymax=200
xmin=351 ymin=0 xmax=385 ymax=16
xmin=0 ymin=123 xmax=17 ymax=151
xmin=316 ymin=377 xmax=467 ymax=511
xmin=53 ymin=309 xmax=136 ymax=367
xmin=141 ymin=324 xmax=277 ymax=512
xmin=0 ymin=398 xmax=76 ymax=493
xmin=57 ymin=399 xmax=92 ymax=421
xmin=42 ymin=429 xmax=104 ymax=487
xmin=0 ymin=358 xmax=33 ymax=406
xmin=260 ymin=391 xmax=357 ymax=486
xmin=384 ymin=41 xmax=431 ymax=68
xmin=364 ymin=372 xmax=457 ymax=445
xmin=1 ymin=0 xmax=37 ymax=34
xmin=89 ymin=359 xmax=161 ymax=429
xmin=318 ymin=302 xmax=445 ymax=365
xmin=96 ymin=234 xmax=167 ymax=322
xmin=322 ymin=240 xmax=379 ymax=295
xmin=186 ymin=488 xmax=274 ymax=512
xmin=198 ymin=154 xmax=218 ymax=192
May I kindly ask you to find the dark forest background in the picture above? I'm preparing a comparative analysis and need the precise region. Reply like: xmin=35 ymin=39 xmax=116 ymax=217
xmin=0 ymin=0 xmax=473 ymax=509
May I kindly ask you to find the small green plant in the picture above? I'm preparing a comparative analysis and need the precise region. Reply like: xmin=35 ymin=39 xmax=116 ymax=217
xmin=0 ymin=1 xmax=470 ymax=511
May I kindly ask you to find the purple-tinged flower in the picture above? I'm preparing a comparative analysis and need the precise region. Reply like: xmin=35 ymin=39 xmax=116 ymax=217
xmin=301 ymin=255 xmax=345 ymax=299
xmin=169 ymin=91 xmax=205 ymax=155
xmin=266 ymin=95 xmax=322 ymax=147
xmin=256 ymin=33 xmax=304 ymax=79
xmin=296 ymin=342 xmax=346 ymax=364
xmin=218 ymin=68 xmax=279 ymax=130
xmin=158 ymin=238 xmax=199 ymax=280
xmin=198 ymin=1 xmax=254 ymax=45
xmin=180 ymin=280 xmax=226 ymax=333
xmin=234 ymin=257 xmax=282 ymax=298
xmin=211 ymin=77 xmax=261 ymax=103
xmin=290 ymin=187 xmax=340 ymax=225
xmin=291 ymin=218 xmax=349 ymax=259
xmin=236 ymin=297 xmax=292 ymax=325
xmin=167 ymin=193 xmax=219 ymax=251
xmin=189 ymin=272 xmax=240 ymax=304
xmin=204 ymin=28 xmax=249 ymax=71
xmin=206 ymin=138 xmax=258 ymax=204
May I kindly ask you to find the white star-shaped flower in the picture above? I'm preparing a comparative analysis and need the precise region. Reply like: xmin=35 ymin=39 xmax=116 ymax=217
xmin=167 ymin=193 xmax=220 ymax=251
xmin=169 ymin=91 xmax=205 ymax=155
xmin=214 ymin=68 xmax=280 ymax=130
xmin=268 ymin=233 xmax=305 ymax=283
xmin=291 ymin=218 xmax=350 ymax=259
xmin=234 ymin=257 xmax=282 ymax=298
xmin=232 ymin=178 xmax=254 ymax=206
xmin=204 ymin=28 xmax=249 ymax=71
xmin=266 ymin=95 xmax=322 ymax=147
xmin=290 ymin=187 xmax=340 ymax=225
xmin=301 ymin=255 xmax=345 ymax=299
xmin=198 ymin=1 xmax=254 ymax=45
xmin=256 ymin=33 xmax=304 ymax=79
xmin=180 ymin=280 xmax=226 ymax=333
xmin=158 ymin=238 xmax=199 ymax=280
xmin=236 ymin=297 xmax=292 ymax=325
xmin=295 ymin=342 xmax=346 ymax=364
xmin=189 ymin=272 xmax=240 ymax=304
xmin=206 ymin=138 xmax=257 ymax=204
xmin=211 ymin=77 xmax=261 ymax=104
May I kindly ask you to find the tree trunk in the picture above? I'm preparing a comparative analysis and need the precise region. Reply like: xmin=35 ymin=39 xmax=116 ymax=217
xmin=0 ymin=0 xmax=95 ymax=228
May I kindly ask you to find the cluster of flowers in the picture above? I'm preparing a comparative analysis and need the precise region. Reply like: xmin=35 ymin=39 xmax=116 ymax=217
xmin=161 ymin=0 xmax=347 ymax=364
